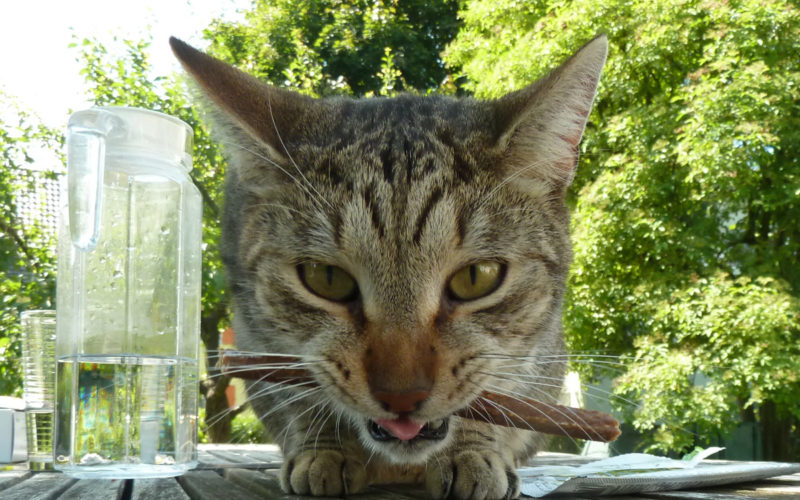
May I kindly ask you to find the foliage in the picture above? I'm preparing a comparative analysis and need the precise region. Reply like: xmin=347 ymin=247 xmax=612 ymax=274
xmin=446 ymin=0 xmax=800 ymax=458
xmin=203 ymin=0 xmax=461 ymax=96
xmin=230 ymin=407 xmax=270 ymax=444
xmin=0 ymin=94 xmax=60 ymax=396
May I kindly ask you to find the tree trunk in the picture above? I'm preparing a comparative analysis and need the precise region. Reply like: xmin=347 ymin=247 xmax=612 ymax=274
xmin=200 ymin=301 xmax=238 ymax=443
xmin=759 ymin=400 xmax=796 ymax=461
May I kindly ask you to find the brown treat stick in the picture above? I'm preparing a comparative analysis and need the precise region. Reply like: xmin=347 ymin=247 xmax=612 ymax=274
xmin=220 ymin=352 xmax=620 ymax=443
xmin=455 ymin=391 xmax=621 ymax=443
xmin=220 ymin=353 xmax=315 ymax=384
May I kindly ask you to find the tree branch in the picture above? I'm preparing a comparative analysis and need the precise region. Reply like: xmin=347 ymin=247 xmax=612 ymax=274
xmin=0 ymin=215 xmax=41 ymax=275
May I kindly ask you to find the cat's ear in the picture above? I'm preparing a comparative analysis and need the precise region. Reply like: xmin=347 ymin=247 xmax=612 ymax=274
xmin=169 ymin=37 xmax=321 ymax=164
xmin=492 ymin=35 xmax=608 ymax=193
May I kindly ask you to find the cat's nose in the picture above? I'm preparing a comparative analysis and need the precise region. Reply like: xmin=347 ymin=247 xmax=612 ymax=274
xmin=372 ymin=390 xmax=430 ymax=414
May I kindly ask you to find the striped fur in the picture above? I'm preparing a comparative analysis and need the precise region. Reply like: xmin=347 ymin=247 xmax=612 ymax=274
xmin=172 ymin=35 xmax=607 ymax=499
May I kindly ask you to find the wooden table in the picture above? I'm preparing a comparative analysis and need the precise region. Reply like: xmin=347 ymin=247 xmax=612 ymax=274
xmin=1 ymin=445 xmax=799 ymax=499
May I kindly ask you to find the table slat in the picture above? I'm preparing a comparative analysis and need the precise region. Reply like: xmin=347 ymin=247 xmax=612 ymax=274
xmin=59 ymin=479 xmax=125 ymax=500
xmin=0 ymin=470 xmax=31 ymax=492
xmin=0 ymin=472 xmax=76 ymax=500
xmin=177 ymin=470 xmax=263 ymax=500
xmin=131 ymin=478 xmax=190 ymax=499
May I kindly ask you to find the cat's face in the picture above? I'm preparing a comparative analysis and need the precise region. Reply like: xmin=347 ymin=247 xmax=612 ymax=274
xmin=171 ymin=37 xmax=606 ymax=463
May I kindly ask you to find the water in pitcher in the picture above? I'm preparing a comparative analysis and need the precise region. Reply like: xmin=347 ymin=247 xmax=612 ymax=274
xmin=54 ymin=355 xmax=197 ymax=478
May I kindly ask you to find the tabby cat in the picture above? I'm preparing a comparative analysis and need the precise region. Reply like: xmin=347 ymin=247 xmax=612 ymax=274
xmin=171 ymin=35 xmax=607 ymax=499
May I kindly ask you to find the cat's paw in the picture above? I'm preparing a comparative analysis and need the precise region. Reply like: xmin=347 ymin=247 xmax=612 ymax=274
xmin=425 ymin=450 xmax=519 ymax=500
xmin=280 ymin=449 xmax=367 ymax=496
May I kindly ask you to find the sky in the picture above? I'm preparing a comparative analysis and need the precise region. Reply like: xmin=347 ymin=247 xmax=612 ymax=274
xmin=0 ymin=0 xmax=250 ymax=131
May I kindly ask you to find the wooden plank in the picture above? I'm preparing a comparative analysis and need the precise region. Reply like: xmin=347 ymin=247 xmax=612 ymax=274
xmin=131 ymin=478 xmax=191 ymax=499
xmin=197 ymin=444 xmax=283 ymax=469
xmin=228 ymin=448 xmax=284 ymax=467
xmin=177 ymin=470 xmax=263 ymax=500
xmin=640 ymin=491 xmax=765 ymax=499
xmin=195 ymin=449 xmax=220 ymax=468
xmin=211 ymin=450 xmax=282 ymax=469
xmin=59 ymin=479 xmax=126 ymax=499
xmin=223 ymin=469 xmax=305 ymax=499
xmin=370 ymin=482 xmax=434 ymax=499
xmin=0 ymin=470 xmax=31 ymax=492
xmin=227 ymin=468 xmax=423 ymax=499
xmin=0 ymin=472 xmax=76 ymax=500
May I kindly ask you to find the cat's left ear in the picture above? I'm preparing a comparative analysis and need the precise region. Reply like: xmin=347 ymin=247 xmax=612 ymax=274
xmin=492 ymin=35 xmax=608 ymax=193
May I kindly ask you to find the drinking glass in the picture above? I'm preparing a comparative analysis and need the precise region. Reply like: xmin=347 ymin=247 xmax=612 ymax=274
xmin=21 ymin=309 xmax=56 ymax=471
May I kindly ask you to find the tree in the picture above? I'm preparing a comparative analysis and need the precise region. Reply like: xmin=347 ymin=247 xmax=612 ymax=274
xmin=203 ymin=0 xmax=461 ymax=96
xmin=446 ymin=0 xmax=800 ymax=459
xmin=0 ymin=94 xmax=60 ymax=396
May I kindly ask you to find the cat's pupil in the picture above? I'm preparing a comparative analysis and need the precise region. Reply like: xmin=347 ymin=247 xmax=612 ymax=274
xmin=469 ymin=265 xmax=477 ymax=286
xmin=326 ymin=265 xmax=334 ymax=286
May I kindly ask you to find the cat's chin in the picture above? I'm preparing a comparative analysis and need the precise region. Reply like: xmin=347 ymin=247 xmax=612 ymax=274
xmin=357 ymin=417 xmax=453 ymax=464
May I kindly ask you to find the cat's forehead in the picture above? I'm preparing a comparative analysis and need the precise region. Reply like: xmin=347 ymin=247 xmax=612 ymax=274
xmin=296 ymin=94 xmax=500 ymax=189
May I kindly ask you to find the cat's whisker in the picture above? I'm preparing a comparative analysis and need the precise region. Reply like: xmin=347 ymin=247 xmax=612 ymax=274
xmin=476 ymin=394 xmax=519 ymax=430
xmin=476 ymin=352 xmax=625 ymax=361
xmin=202 ymin=380 xmax=319 ymax=431
xmin=334 ymin=408 xmax=344 ymax=447
xmin=276 ymin=394 xmax=329 ymax=452
xmin=494 ymin=372 xmax=642 ymax=411
xmin=475 ymin=154 xmax=578 ymax=210
xmin=265 ymin=97 xmax=333 ymax=212
xmin=312 ymin=401 xmax=337 ymax=452
xmin=301 ymin=400 xmax=326 ymax=450
xmin=483 ymin=384 xmax=605 ymax=443
xmin=220 ymin=139 xmax=331 ymax=212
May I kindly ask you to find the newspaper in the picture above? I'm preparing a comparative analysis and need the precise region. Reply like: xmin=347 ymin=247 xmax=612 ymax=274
xmin=519 ymin=447 xmax=800 ymax=497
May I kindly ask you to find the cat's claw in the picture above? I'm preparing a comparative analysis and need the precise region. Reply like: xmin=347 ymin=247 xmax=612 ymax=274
xmin=425 ymin=450 xmax=519 ymax=500
xmin=281 ymin=449 xmax=367 ymax=496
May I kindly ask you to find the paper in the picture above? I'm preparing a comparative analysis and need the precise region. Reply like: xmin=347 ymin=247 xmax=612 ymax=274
xmin=519 ymin=448 xmax=800 ymax=497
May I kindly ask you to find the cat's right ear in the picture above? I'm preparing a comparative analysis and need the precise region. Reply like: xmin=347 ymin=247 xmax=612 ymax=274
xmin=491 ymin=35 xmax=608 ymax=194
xmin=169 ymin=37 xmax=321 ymax=164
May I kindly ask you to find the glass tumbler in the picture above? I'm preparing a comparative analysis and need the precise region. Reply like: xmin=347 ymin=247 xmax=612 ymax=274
xmin=21 ymin=310 xmax=56 ymax=471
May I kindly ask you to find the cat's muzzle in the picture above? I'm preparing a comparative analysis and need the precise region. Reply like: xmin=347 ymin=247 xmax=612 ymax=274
xmin=368 ymin=417 xmax=450 ymax=442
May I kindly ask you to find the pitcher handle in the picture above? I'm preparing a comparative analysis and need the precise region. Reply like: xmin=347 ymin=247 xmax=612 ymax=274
xmin=66 ymin=109 xmax=120 ymax=251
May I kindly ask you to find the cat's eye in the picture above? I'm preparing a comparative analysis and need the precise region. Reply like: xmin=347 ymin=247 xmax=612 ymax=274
xmin=448 ymin=261 xmax=504 ymax=301
xmin=298 ymin=263 xmax=358 ymax=302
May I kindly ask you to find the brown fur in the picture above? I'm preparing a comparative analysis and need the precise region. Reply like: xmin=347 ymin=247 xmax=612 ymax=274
xmin=171 ymin=35 xmax=607 ymax=499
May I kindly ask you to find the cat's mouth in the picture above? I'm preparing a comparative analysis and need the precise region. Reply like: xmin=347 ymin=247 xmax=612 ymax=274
xmin=367 ymin=417 xmax=450 ymax=442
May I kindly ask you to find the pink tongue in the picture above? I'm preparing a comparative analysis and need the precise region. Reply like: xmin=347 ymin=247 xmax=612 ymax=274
xmin=374 ymin=418 xmax=425 ymax=441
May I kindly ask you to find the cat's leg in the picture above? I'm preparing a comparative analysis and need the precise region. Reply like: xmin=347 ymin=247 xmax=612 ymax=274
xmin=425 ymin=422 xmax=539 ymax=500
xmin=281 ymin=444 xmax=369 ymax=496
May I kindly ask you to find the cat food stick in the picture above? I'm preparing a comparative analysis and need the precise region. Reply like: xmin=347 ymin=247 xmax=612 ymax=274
xmin=454 ymin=391 xmax=621 ymax=443
xmin=220 ymin=352 xmax=621 ymax=443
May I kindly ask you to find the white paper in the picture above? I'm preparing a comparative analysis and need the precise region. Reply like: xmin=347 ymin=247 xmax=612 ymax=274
xmin=518 ymin=448 xmax=800 ymax=497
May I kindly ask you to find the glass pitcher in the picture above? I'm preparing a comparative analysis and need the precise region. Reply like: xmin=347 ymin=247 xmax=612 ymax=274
xmin=55 ymin=107 xmax=202 ymax=478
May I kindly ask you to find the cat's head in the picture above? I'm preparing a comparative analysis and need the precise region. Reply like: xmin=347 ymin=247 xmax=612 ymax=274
xmin=172 ymin=36 xmax=606 ymax=463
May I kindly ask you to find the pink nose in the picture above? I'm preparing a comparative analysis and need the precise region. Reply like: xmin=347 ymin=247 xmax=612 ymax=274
xmin=372 ymin=390 xmax=430 ymax=414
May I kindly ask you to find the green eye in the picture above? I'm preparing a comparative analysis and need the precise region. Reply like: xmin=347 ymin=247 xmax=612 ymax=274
xmin=299 ymin=263 xmax=358 ymax=302
xmin=448 ymin=261 xmax=504 ymax=301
